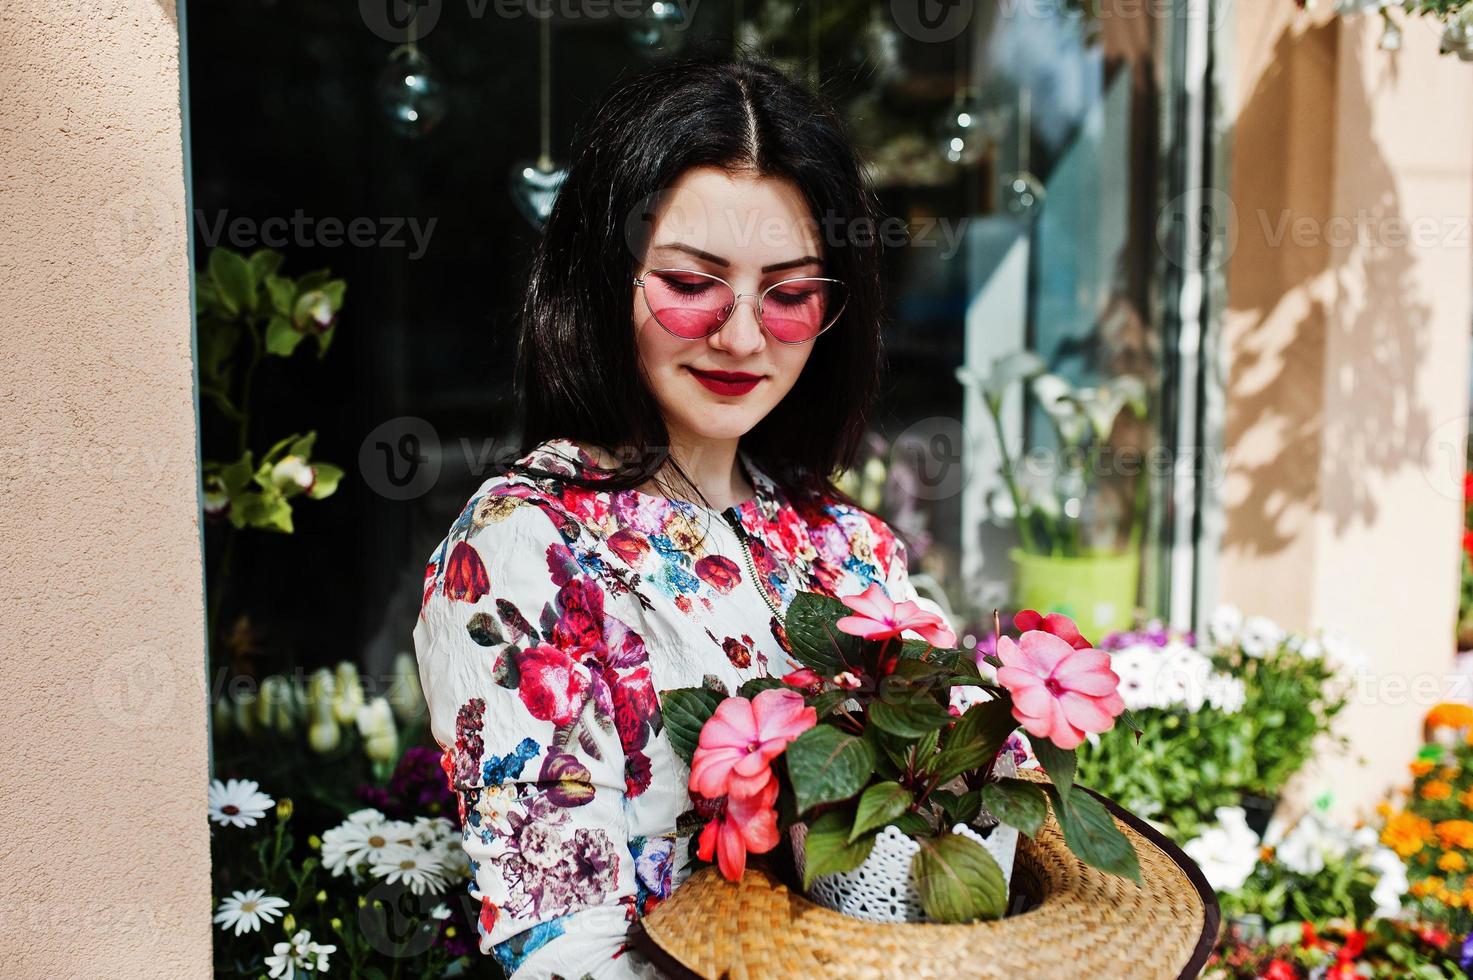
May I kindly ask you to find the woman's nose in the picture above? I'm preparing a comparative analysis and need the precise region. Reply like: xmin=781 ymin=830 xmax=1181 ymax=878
xmin=710 ymin=293 xmax=765 ymax=356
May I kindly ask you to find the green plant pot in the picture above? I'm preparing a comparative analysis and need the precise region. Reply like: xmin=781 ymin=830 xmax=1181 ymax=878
xmin=1009 ymin=548 xmax=1141 ymax=638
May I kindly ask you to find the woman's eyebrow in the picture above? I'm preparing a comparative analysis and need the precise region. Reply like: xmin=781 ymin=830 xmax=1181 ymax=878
xmin=650 ymin=242 xmax=823 ymax=273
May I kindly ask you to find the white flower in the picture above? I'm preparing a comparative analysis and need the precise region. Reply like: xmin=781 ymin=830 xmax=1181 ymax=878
xmin=1317 ymin=629 xmax=1368 ymax=672
xmin=1239 ymin=615 xmax=1285 ymax=658
xmin=265 ymin=929 xmax=336 ymax=979
xmin=356 ymin=697 xmax=400 ymax=763
xmin=1367 ymin=845 xmax=1409 ymax=918
xmin=1107 ymin=645 xmax=1165 ymax=711
xmin=429 ymin=902 xmax=452 ymax=920
xmin=213 ymin=889 xmax=289 ymax=936
xmin=1207 ymin=605 xmax=1243 ymax=647
xmin=1182 ymin=806 xmax=1260 ymax=893
xmin=1156 ymin=643 xmax=1215 ymax=711
xmin=321 ymin=812 xmax=414 ymax=878
xmin=1262 ymin=810 xmax=1349 ymax=876
xmin=370 ymin=843 xmax=452 ymax=895
xmin=208 ymin=778 xmax=275 ymax=829
xmin=1204 ymin=673 xmax=1247 ymax=714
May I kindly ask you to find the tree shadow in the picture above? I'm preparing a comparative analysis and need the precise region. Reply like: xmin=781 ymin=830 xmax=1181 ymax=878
xmin=1220 ymin=21 xmax=1434 ymax=558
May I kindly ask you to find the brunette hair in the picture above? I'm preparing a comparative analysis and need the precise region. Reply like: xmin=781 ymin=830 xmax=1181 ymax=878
xmin=513 ymin=52 xmax=886 ymax=507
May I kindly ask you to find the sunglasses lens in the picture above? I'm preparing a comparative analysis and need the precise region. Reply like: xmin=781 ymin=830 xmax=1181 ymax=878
xmin=761 ymin=278 xmax=847 ymax=343
xmin=642 ymin=270 xmax=735 ymax=339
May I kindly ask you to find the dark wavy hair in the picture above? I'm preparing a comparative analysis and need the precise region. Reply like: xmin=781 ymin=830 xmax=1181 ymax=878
xmin=512 ymin=52 xmax=886 ymax=507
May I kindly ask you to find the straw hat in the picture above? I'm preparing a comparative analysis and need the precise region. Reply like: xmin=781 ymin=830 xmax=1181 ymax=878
xmin=630 ymin=769 xmax=1219 ymax=979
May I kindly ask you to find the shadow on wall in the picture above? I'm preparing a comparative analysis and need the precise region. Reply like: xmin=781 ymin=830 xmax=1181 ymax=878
xmin=1222 ymin=20 xmax=1433 ymax=559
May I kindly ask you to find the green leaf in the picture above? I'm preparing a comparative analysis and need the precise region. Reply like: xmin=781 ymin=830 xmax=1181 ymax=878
xmin=659 ymin=687 xmax=725 ymax=765
xmin=868 ymin=695 xmax=953 ymax=739
xmin=801 ymin=809 xmax=876 ymax=889
xmin=785 ymin=723 xmax=876 ymax=814
xmin=737 ymin=676 xmax=784 ymax=700
xmin=208 ymin=247 xmax=256 ymax=316
xmin=890 ymin=810 xmax=932 ymax=836
xmin=265 ymin=314 xmax=304 ymax=356
xmin=264 ymin=273 xmax=296 ymax=315
xmin=849 ymin=781 xmax=913 ymax=841
xmin=927 ymin=699 xmax=1017 ymax=782
xmin=784 ymin=592 xmax=861 ymax=674
xmin=1032 ymin=736 xmax=1077 ymax=803
xmin=982 ymin=779 xmax=1048 ymax=837
xmin=931 ymin=789 xmax=982 ymax=826
xmin=1042 ymin=784 xmax=1142 ymax=885
xmin=248 ymin=248 xmax=284 ymax=280
xmin=911 ymin=831 xmax=1007 ymax=922
xmin=807 ymin=690 xmax=851 ymax=718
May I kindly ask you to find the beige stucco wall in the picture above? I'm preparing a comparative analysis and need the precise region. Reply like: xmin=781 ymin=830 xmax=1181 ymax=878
xmin=1220 ymin=6 xmax=1473 ymax=821
xmin=0 ymin=1 xmax=211 ymax=976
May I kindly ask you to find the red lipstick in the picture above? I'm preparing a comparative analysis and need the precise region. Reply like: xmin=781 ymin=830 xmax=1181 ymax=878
xmin=687 ymin=367 xmax=762 ymax=396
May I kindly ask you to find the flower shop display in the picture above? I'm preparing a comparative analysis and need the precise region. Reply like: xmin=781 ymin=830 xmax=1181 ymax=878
xmin=1073 ymin=606 xmax=1356 ymax=842
xmin=659 ymin=588 xmax=1145 ymax=925
xmin=1206 ymin=918 xmax=1469 ymax=979
xmin=964 ymin=351 xmax=1150 ymax=636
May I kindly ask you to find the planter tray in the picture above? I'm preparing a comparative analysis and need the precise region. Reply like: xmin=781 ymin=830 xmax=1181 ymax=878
xmin=629 ymin=769 xmax=1219 ymax=980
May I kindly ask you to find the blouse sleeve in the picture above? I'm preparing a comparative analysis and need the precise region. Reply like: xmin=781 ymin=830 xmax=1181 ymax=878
xmin=412 ymin=500 xmax=656 ymax=979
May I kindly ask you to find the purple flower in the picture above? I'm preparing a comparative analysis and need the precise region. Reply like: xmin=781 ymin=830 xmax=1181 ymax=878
xmin=1461 ymin=932 xmax=1473 ymax=972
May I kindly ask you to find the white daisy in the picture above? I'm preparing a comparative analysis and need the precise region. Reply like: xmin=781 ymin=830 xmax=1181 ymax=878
xmin=213 ymin=889 xmax=289 ymax=936
xmin=1182 ymin=806 xmax=1259 ymax=892
xmin=320 ymin=814 xmax=413 ymax=878
xmin=1207 ymin=604 xmax=1243 ymax=647
xmin=265 ymin=929 xmax=336 ymax=979
xmin=369 ymin=843 xmax=452 ymax=895
xmin=1239 ymin=615 xmax=1285 ymax=658
xmin=208 ymin=778 xmax=275 ymax=828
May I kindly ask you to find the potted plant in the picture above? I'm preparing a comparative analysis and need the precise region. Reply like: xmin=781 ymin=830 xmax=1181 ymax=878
xmin=660 ymin=586 xmax=1144 ymax=924
xmin=968 ymin=352 xmax=1148 ymax=636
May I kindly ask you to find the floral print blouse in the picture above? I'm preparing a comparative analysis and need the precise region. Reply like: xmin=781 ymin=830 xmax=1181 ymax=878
xmin=412 ymin=437 xmax=1030 ymax=979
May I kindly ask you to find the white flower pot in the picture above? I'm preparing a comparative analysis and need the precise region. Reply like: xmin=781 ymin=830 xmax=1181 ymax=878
xmin=788 ymin=757 xmax=1021 ymax=924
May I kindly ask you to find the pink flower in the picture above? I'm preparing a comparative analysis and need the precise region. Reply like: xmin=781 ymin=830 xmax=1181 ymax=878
xmin=780 ymin=668 xmax=823 ymax=693
xmin=1013 ymin=609 xmax=1092 ymax=651
xmin=689 ymin=688 xmax=816 ymax=800
xmin=995 ymin=630 xmax=1125 ymax=750
xmin=696 ymin=771 xmax=781 ymax=881
xmin=834 ymin=582 xmax=957 ymax=648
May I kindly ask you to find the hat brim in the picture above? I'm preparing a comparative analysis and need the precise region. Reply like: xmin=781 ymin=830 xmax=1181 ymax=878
xmin=631 ymin=768 xmax=1219 ymax=979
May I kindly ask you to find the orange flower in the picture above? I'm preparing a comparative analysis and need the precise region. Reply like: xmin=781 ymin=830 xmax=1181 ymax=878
xmin=1459 ymin=787 xmax=1473 ymax=809
xmin=1412 ymin=880 xmax=1435 ymax=898
xmin=1439 ymin=851 xmax=1467 ymax=872
xmin=1412 ymin=759 xmax=1435 ymax=777
xmin=1422 ymin=780 xmax=1453 ymax=801
xmin=1427 ymin=703 xmax=1473 ymax=728
xmin=1383 ymin=812 xmax=1433 ymax=857
xmin=1436 ymin=819 xmax=1473 ymax=850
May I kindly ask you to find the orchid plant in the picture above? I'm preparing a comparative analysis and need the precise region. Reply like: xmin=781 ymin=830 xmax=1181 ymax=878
xmin=660 ymin=585 xmax=1145 ymax=923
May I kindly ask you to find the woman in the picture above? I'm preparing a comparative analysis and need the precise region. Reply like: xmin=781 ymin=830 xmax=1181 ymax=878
xmin=413 ymin=54 xmax=979 ymax=978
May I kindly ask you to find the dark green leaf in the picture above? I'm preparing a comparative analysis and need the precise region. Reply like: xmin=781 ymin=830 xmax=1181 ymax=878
xmin=928 ymin=699 xmax=1017 ymax=782
xmin=982 ymin=779 xmax=1048 ymax=838
xmin=802 ymin=809 xmax=876 ymax=888
xmin=1043 ymin=784 xmax=1142 ymax=885
xmin=784 ymin=592 xmax=861 ymax=674
xmin=738 ymin=676 xmax=784 ymax=699
xmin=890 ymin=810 xmax=933 ymax=836
xmin=1032 ymin=736 xmax=1077 ymax=803
xmin=208 ymin=247 xmax=255 ymax=316
xmin=849 ymin=780 xmax=913 ymax=841
xmin=785 ymin=723 xmax=876 ymax=814
xmin=808 ymin=690 xmax=851 ymax=718
xmin=868 ymin=697 xmax=953 ymax=739
xmin=660 ymin=687 xmax=725 ymax=765
xmin=911 ymin=831 xmax=1007 ymax=922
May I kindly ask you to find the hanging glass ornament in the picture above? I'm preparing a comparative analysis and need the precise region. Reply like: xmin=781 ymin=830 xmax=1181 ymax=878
xmin=1002 ymin=172 xmax=1045 ymax=218
xmin=508 ymin=158 xmax=567 ymax=230
xmin=939 ymin=94 xmax=1007 ymax=167
xmin=376 ymin=45 xmax=447 ymax=138
xmin=627 ymin=1 xmax=690 ymax=58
